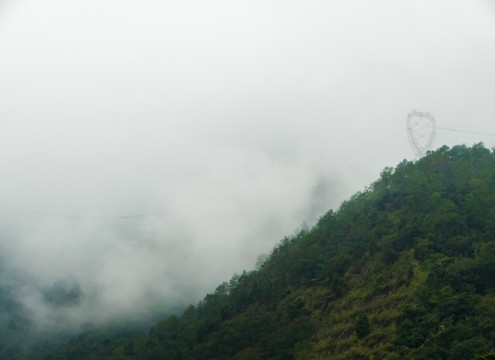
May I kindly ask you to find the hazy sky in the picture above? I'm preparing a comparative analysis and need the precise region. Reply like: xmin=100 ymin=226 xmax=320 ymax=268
xmin=1 ymin=0 xmax=494 ymax=328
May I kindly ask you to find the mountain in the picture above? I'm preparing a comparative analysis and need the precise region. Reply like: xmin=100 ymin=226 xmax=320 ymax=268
xmin=9 ymin=144 xmax=495 ymax=359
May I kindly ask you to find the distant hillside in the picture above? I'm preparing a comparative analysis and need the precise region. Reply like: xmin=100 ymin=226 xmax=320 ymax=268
xmin=14 ymin=144 xmax=495 ymax=359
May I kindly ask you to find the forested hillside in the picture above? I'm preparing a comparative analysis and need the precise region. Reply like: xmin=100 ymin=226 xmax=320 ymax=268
xmin=9 ymin=144 xmax=495 ymax=359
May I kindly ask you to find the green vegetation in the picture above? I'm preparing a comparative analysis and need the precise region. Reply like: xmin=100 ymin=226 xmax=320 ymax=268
xmin=5 ymin=143 xmax=495 ymax=359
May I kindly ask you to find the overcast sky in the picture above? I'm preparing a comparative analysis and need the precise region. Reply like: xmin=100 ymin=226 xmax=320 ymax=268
xmin=1 ymin=0 xmax=495 ymax=328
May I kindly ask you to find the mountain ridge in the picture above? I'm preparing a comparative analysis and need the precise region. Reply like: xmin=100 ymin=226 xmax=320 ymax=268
xmin=7 ymin=143 xmax=495 ymax=360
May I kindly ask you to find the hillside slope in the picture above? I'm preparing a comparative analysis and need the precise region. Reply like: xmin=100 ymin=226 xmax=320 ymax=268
xmin=26 ymin=144 xmax=495 ymax=359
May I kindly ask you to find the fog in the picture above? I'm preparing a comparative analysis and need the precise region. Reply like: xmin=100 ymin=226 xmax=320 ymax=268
xmin=0 ymin=0 xmax=494 ymax=330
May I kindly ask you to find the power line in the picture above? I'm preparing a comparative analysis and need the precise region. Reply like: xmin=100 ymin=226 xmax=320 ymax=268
xmin=437 ymin=126 xmax=495 ymax=137
xmin=63 ymin=213 xmax=163 ymax=220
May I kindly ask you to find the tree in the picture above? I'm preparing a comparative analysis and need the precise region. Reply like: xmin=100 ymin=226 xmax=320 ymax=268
xmin=355 ymin=313 xmax=370 ymax=339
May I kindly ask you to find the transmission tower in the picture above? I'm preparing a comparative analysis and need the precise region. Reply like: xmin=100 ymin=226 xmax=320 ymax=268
xmin=407 ymin=110 xmax=436 ymax=157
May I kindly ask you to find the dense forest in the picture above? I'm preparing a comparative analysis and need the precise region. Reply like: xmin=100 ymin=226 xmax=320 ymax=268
xmin=3 ymin=144 xmax=495 ymax=359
